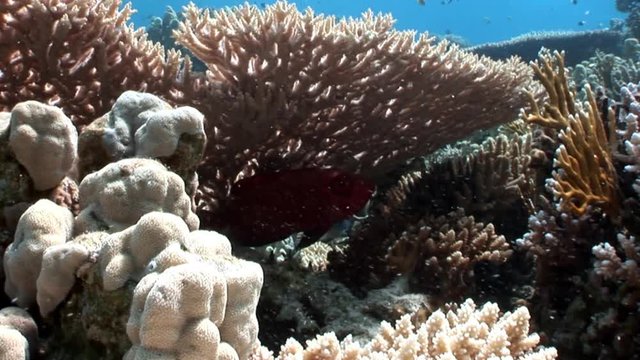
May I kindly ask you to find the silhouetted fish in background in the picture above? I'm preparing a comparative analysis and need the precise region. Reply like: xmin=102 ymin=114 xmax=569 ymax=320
xmin=219 ymin=168 xmax=376 ymax=247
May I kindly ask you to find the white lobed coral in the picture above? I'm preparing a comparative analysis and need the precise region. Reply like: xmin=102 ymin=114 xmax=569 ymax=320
xmin=99 ymin=212 xmax=192 ymax=291
xmin=123 ymin=231 xmax=263 ymax=359
xmin=126 ymin=263 xmax=228 ymax=360
xmin=8 ymin=101 xmax=78 ymax=191
xmin=271 ymin=299 xmax=557 ymax=360
xmin=3 ymin=199 xmax=74 ymax=307
xmin=0 ymin=327 xmax=28 ymax=360
xmin=74 ymin=158 xmax=199 ymax=234
xmin=37 ymin=242 xmax=92 ymax=316
xmin=102 ymin=91 xmax=170 ymax=159
xmin=102 ymin=91 xmax=205 ymax=160
xmin=0 ymin=307 xmax=37 ymax=360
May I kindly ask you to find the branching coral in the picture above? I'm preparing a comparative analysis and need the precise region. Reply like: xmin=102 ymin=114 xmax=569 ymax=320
xmin=264 ymin=299 xmax=557 ymax=359
xmin=329 ymin=132 xmax=533 ymax=290
xmin=173 ymin=1 xmax=536 ymax=219
xmin=0 ymin=0 xmax=195 ymax=126
xmin=523 ymin=50 xmax=620 ymax=220
xmin=386 ymin=208 xmax=512 ymax=302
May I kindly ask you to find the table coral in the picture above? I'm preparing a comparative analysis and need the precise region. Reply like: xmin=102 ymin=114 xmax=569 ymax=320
xmin=0 ymin=0 xmax=194 ymax=126
xmin=173 ymin=1 xmax=538 ymax=221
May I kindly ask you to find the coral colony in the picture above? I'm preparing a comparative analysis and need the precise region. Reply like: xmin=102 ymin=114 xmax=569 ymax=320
xmin=1 ymin=0 xmax=640 ymax=359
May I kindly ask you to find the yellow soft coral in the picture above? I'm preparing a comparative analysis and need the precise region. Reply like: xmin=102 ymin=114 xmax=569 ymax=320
xmin=523 ymin=50 xmax=619 ymax=219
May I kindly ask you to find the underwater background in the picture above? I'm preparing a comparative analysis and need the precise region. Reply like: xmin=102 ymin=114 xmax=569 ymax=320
xmin=3 ymin=0 xmax=640 ymax=359
xmin=130 ymin=0 xmax=624 ymax=44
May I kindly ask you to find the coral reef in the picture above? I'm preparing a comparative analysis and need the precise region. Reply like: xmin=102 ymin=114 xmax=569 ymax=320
xmin=172 ymin=2 xmax=538 ymax=221
xmin=261 ymin=299 xmax=557 ymax=359
xmin=0 ymin=0 xmax=195 ymax=126
xmin=469 ymin=30 xmax=624 ymax=67
xmin=14 ymin=1 xmax=640 ymax=359
xmin=523 ymin=50 xmax=620 ymax=220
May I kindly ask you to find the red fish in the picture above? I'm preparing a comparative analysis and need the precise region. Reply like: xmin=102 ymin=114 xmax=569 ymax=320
xmin=220 ymin=168 xmax=375 ymax=247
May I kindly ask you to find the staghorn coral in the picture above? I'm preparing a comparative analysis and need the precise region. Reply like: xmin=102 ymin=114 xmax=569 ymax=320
xmin=264 ymin=299 xmax=557 ymax=359
xmin=523 ymin=50 xmax=620 ymax=220
xmin=173 ymin=1 xmax=537 ymax=220
xmin=592 ymin=234 xmax=640 ymax=309
xmin=581 ymin=233 xmax=640 ymax=357
xmin=0 ymin=0 xmax=195 ymax=127
xmin=419 ymin=133 xmax=537 ymax=226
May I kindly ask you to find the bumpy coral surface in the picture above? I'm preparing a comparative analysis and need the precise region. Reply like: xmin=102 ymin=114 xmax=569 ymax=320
xmin=3 ymin=199 xmax=74 ymax=308
xmin=74 ymin=158 xmax=199 ymax=234
xmin=8 ymin=101 xmax=78 ymax=191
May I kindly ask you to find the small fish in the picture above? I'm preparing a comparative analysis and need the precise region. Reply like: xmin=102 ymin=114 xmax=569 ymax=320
xmin=219 ymin=168 xmax=376 ymax=247
xmin=578 ymin=20 xmax=586 ymax=26
xmin=418 ymin=0 xmax=426 ymax=5
xmin=571 ymin=0 xmax=577 ymax=4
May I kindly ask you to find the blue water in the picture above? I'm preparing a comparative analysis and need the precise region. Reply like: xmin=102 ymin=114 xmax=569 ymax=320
xmin=128 ymin=0 xmax=624 ymax=45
